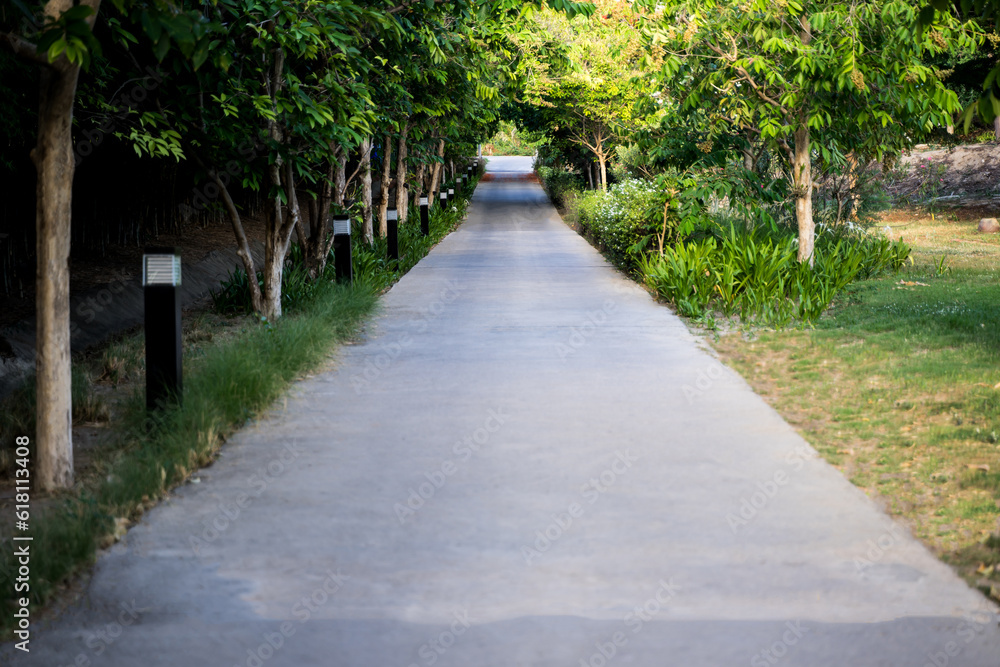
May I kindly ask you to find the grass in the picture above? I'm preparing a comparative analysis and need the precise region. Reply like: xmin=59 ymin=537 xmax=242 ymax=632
xmin=711 ymin=212 xmax=1000 ymax=602
xmin=0 ymin=173 xmax=480 ymax=632
xmin=0 ymin=368 xmax=111 ymax=476
xmin=0 ymin=283 xmax=377 ymax=632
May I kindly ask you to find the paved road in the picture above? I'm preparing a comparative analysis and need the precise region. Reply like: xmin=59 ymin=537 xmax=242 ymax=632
xmin=7 ymin=155 xmax=999 ymax=666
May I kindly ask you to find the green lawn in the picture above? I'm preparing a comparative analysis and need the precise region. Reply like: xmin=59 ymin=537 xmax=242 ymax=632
xmin=713 ymin=213 xmax=1000 ymax=602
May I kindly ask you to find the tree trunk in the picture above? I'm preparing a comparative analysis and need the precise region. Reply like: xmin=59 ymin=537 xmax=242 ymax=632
xmin=598 ymin=151 xmax=608 ymax=191
xmin=260 ymin=242 xmax=283 ymax=320
xmin=360 ymin=137 xmax=373 ymax=244
xmin=377 ymin=134 xmax=392 ymax=238
xmin=742 ymin=148 xmax=755 ymax=172
xmin=793 ymin=123 xmax=814 ymax=265
xmin=260 ymin=161 xmax=301 ymax=319
xmin=295 ymin=156 xmax=333 ymax=280
xmin=412 ymin=162 xmax=426 ymax=211
xmin=15 ymin=0 xmax=103 ymax=490
xmin=586 ymin=162 xmax=594 ymax=190
xmin=261 ymin=164 xmax=285 ymax=319
xmin=429 ymin=139 xmax=445 ymax=203
xmin=209 ymin=167 xmax=263 ymax=312
xmin=395 ymin=121 xmax=410 ymax=222
xmin=34 ymin=59 xmax=80 ymax=491
xmin=845 ymin=151 xmax=859 ymax=222
xmin=334 ymin=150 xmax=347 ymax=207
xmin=259 ymin=48 xmax=298 ymax=319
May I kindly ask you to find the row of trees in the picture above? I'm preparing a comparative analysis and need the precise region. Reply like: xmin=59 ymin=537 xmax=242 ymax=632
xmin=1 ymin=0 xmax=593 ymax=490
xmin=510 ymin=0 xmax=981 ymax=261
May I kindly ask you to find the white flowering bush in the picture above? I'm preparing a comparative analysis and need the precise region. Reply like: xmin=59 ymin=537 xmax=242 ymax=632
xmin=577 ymin=178 xmax=661 ymax=271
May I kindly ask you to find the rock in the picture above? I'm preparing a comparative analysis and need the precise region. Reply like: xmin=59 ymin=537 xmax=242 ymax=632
xmin=978 ymin=218 xmax=1000 ymax=233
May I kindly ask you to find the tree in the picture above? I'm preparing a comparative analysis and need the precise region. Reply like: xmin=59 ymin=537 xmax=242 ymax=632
xmin=517 ymin=0 xmax=651 ymax=190
xmin=0 ymin=0 xmax=593 ymax=490
xmin=644 ymin=0 xmax=976 ymax=263
xmin=2 ymin=0 xmax=104 ymax=490
xmin=137 ymin=0 xmax=378 ymax=318
xmin=919 ymin=1 xmax=1000 ymax=130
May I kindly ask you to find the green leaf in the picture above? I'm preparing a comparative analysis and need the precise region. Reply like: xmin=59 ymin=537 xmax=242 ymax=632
xmin=46 ymin=38 xmax=67 ymax=63
xmin=153 ymin=36 xmax=171 ymax=62
xmin=193 ymin=43 xmax=210 ymax=70
xmin=60 ymin=5 xmax=95 ymax=22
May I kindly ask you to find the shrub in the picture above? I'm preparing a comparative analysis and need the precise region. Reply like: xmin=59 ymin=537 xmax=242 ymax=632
xmin=575 ymin=178 xmax=662 ymax=272
xmin=638 ymin=238 xmax=718 ymax=318
xmin=639 ymin=222 xmax=911 ymax=327
xmin=537 ymin=165 xmax=585 ymax=209
xmin=813 ymin=159 xmax=894 ymax=229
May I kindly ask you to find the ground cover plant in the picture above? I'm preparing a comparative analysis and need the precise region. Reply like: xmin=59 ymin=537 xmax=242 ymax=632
xmin=712 ymin=213 xmax=1000 ymax=603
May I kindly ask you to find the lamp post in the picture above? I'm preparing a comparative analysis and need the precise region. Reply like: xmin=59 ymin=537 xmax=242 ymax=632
xmin=420 ymin=197 xmax=429 ymax=236
xmin=387 ymin=207 xmax=399 ymax=261
xmin=333 ymin=215 xmax=352 ymax=283
xmin=143 ymin=247 xmax=182 ymax=412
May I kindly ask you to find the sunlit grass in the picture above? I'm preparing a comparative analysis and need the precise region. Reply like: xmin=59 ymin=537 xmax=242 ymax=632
xmin=713 ymin=215 xmax=1000 ymax=602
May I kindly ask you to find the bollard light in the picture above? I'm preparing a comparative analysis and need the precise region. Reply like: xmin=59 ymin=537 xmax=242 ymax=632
xmin=448 ymin=186 xmax=455 ymax=203
xmin=440 ymin=190 xmax=448 ymax=208
xmin=143 ymin=247 xmax=182 ymax=412
xmin=333 ymin=216 xmax=352 ymax=283
xmin=420 ymin=197 xmax=429 ymax=236
xmin=387 ymin=208 xmax=399 ymax=261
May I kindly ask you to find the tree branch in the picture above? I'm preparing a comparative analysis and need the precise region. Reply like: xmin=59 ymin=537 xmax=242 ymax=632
xmin=344 ymin=149 xmax=364 ymax=196
xmin=0 ymin=32 xmax=52 ymax=66
xmin=701 ymin=40 xmax=788 ymax=114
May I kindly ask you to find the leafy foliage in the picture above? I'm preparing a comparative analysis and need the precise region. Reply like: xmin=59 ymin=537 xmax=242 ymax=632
xmin=513 ymin=0 xmax=656 ymax=189
xmin=640 ymin=224 xmax=912 ymax=325
xmin=574 ymin=178 xmax=663 ymax=271
xmin=537 ymin=164 xmax=587 ymax=208
xmin=211 ymin=179 xmax=477 ymax=314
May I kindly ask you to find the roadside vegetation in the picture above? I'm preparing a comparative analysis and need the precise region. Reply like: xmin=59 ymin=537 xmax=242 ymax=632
xmin=0 ymin=181 xmax=479 ymax=633
xmin=713 ymin=212 xmax=1000 ymax=603
xmin=6 ymin=0 xmax=1000 ymax=628
xmin=516 ymin=0 xmax=1000 ymax=603
xmin=483 ymin=120 xmax=547 ymax=156
xmin=2 ymin=0 xmax=593 ymax=493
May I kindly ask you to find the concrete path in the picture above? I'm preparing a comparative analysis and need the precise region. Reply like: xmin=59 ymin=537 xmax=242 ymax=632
xmin=7 ymin=155 xmax=999 ymax=666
